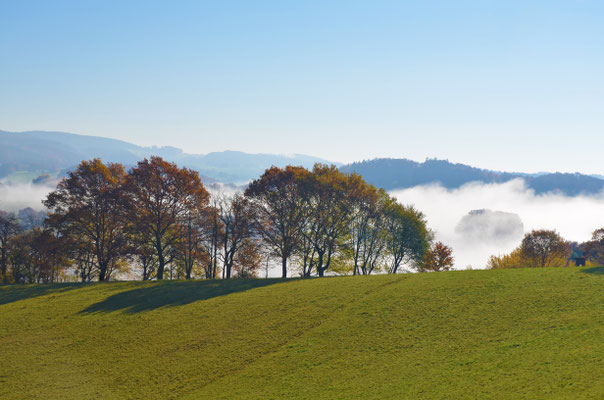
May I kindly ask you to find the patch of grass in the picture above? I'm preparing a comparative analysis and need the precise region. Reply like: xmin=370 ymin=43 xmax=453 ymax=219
xmin=0 ymin=170 xmax=50 ymax=184
xmin=1 ymin=268 xmax=603 ymax=399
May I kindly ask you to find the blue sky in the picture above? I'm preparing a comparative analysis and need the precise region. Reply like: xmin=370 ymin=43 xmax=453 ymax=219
xmin=1 ymin=0 xmax=603 ymax=172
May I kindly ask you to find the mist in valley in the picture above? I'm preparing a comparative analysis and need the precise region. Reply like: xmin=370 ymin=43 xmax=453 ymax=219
xmin=3 ymin=178 xmax=604 ymax=272
xmin=0 ymin=183 xmax=55 ymax=212
xmin=391 ymin=179 xmax=604 ymax=269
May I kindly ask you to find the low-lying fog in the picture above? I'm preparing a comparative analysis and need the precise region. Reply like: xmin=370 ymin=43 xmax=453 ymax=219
xmin=391 ymin=179 xmax=604 ymax=269
xmin=3 ymin=179 xmax=604 ymax=271
xmin=0 ymin=183 xmax=55 ymax=212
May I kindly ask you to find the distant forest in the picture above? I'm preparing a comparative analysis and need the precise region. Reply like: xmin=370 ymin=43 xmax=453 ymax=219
xmin=2 ymin=130 xmax=604 ymax=195
xmin=341 ymin=158 xmax=604 ymax=196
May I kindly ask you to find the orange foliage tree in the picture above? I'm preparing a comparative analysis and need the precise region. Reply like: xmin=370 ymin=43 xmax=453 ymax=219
xmin=421 ymin=241 xmax=454 ymax=272
xmin=44 ymin=159 xmax=129 ymax=281
xmin=126 ymin=156 xmax=209 ymax=280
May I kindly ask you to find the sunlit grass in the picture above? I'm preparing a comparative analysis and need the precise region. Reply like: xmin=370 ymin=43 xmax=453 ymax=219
xmin=1 ymin=267 xmax=603 ymax=399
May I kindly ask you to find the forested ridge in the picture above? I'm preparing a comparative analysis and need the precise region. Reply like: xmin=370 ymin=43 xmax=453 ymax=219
xmin=341 ymin=158 xmax=604 ymax=195
xmin=3 ymin=130 xmax=604 ymax=195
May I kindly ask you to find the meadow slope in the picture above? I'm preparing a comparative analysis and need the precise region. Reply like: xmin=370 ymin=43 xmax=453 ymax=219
xmin=1 ymin=268 xmax=603 ymax=399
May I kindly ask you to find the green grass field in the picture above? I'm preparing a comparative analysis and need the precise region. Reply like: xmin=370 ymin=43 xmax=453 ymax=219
xmin=1 ymin=267 xmax=603 ymax=399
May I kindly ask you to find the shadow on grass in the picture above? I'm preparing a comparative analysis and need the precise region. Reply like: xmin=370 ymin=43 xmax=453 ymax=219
xmin=0 ymin=283 xmax=83 ymax=306
xmin=80 ymin=278 xmax=286 ymax=314
xmin=580 ymin=266 xmax=604 ymax=275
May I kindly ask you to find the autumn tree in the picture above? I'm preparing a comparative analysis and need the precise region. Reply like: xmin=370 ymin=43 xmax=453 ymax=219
xmin=347 ymin=184 xmax=387 ymax=275
xmin=592 ymin=228 xmax=604 ymax=244
xmin=489 ymin=231 xmax=571 ymax=269
xmin=298 ymin=165 xmax=367 ymax=277
xmin=133 ymin=241 xmax=159 ymax=280
xmin=245 ymin=165 xmax=309 ymax=278
xmin=44 ymin=159 xmax=130 ymax=281
xmin=520 ymin=229 xmax=570 ymax=268
xmin=382 ymin=199 xmax=431 ymax=274
xmin=294 ymin=228 xmax=316 ymax=277
xmin=0 ymin=211 xmax=21 ymax=283
xmin=174 ymin=195 xmax=208 ymax=279
xmin=233 ymin=238 xmax=263 ymax=278
xmin=583 ymin=228 xmax=604 ymax=265
xmin=9 ymin=228 xmax=69 ymax=283
xmin=216 ymin=193 xmax=254 ymax=279
xmin=200 ymin=202 xmax=223 ymax=279
xmin=421 ymin=241 xmax=454 ymax=272
xmin=69 ymin=238 xmax=97 ymax=282
xmin=126 ymin=156 xmax=209 ymax=280
xmin=487 ymin=248 xmax=531 ymax=269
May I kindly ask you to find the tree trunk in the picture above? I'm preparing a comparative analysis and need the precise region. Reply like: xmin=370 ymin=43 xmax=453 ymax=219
xmin=315 ymin=252 xmax=325 ymax=277
xmin=212 ymin=239 xmax=218 ymax=279
xmin=157 ymin=253 xmax=165 ymax=280
xmin=1 ymin=249 xmax=7 ymax=283
xmin=281 ymin=256 xmax=287 ymax=278
xmin=99 ymin=262 xmax=107 ymax=281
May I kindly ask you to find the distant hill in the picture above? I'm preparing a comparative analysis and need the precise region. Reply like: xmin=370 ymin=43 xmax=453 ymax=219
xmin=0 ymin=130 xmax=336 ymax=184
xmin=341 ymin=158 xmax=604 ymax=196
xmin=3 ymin=130 xmax=603 ymax=195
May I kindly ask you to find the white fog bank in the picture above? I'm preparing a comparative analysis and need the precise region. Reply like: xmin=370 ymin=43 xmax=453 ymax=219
xmin=391 ymin=179 xmax=604 ymax=269
xmin=0 ymin=183 xmax=54 ymax=212
xmin=2 ymin=179 xmax=604 ymax=272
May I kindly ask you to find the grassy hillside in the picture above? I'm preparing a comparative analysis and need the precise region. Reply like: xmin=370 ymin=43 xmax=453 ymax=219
xmin=1 ymin=268 xmax=603 ymax=399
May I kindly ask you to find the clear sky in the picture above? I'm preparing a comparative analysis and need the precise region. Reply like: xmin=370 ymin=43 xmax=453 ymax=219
xmin=1 ymin=0 xmax=603 ymax=173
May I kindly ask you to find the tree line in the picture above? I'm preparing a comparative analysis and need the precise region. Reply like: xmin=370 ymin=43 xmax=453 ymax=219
xmin=487 ymin=228 xmax=604 ymax=269
xmin=0 ymin=157 xmax=451 ymax=284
